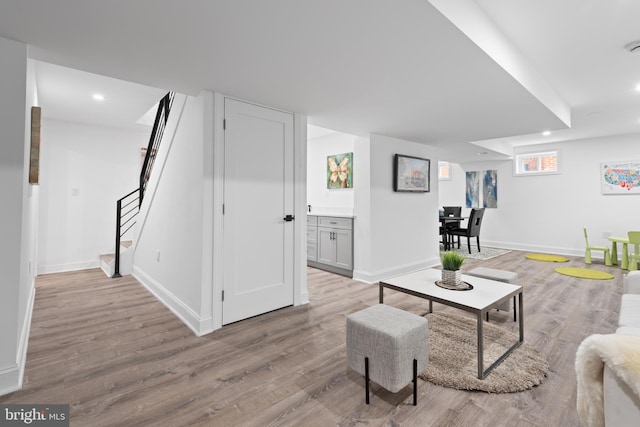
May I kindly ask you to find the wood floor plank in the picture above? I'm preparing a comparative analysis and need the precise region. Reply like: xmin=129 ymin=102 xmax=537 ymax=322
xmin=0 ymin=253 xmax=627 ymax=426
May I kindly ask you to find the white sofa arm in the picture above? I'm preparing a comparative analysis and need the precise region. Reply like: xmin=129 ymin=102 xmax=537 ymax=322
xmin=604 ymin=364 xmax=640 ymax=426
xmin=624 ymin=271 xmax=640 ymax=294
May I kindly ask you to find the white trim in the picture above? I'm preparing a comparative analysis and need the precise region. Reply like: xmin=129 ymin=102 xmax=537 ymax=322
xmin=0 ymin=365 xmax=20 ymax=397
xmin=212 ymin=92 xmax=225 ymax=331
xmin=480 ymin=239 xmax=584 ymax=259
xmin=133 ymin=266 xmax=214 ymax=337
xmin=37 ymin=260 xmax=99 ymax=275
xmin=0 ymin=283 xmax=35 ymax=397
xmin=353 ymin=258 xmax=440 ymax=284
xmin=199 ymin=91 xmax=215 ymax=326
xmin=294 ymin=113 xmax=309 ymax=305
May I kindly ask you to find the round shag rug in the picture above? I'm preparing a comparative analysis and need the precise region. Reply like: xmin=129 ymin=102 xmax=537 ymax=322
xmin=554 ymin=267 xmax=614 ymax=280
xmin=419 ymin=312 xmax=549 ymax=393
xmin=525 ymin=253 xmax=569 ymax=262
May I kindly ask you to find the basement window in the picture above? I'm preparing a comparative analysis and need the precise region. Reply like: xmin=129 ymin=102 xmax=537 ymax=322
xmin=438 ymin=161 xmax=451 ymax=181
xmin=514 ymin=151 xmax=559 ymax=176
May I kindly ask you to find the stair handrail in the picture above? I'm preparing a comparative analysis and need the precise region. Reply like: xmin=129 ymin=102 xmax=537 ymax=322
xmin=112 ymin=91 xmax=175 ymax=277
xmin=140 ymin=91 xmax=175 ymax=206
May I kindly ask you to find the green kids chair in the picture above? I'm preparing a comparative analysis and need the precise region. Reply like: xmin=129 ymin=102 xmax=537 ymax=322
xmin=584 ymin=227 xmax=612 ymax=266
xmin=628 ymin=231 xmax=640 ymax=271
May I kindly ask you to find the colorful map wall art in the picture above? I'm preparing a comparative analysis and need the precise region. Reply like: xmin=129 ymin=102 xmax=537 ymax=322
xmin=601 ymin=160 xmax=640 ymax=194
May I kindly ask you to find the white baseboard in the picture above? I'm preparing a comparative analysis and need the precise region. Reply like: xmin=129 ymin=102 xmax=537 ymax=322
xmin=38 ymin=260 xmax=100 ymax=275
xmin=299 ymin=291 xmax=309 ymax=305
xmin=352 ymin=257 xmax=440 ymax=284
xmin=482 ymin=240 xmax=584 ymax=258
xmin=0 ymin=365 xmax=20 ymax=397
xmin=0 ymin=282 xmax=35 ymax=397
xmin=133 ymin=266 xmax=214 ymax=337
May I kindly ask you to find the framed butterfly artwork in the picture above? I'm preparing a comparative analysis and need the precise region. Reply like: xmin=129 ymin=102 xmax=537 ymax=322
xmin=327 ymin=152 xmax=353 ymax=189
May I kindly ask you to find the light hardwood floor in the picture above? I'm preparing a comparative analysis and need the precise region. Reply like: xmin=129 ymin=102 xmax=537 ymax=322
xmin=0 ymin=250 xmax=624 ymax=426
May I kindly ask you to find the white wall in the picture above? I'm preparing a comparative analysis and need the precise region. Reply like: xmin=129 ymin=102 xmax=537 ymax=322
xmin=135 ymin=92 xmax=309 ymax=335
xmin=306 ymin=131 xmax=355 ymax=215
xmin=439 ymin=134 xmax=640 ymax=256
xmin=354 ymin=134 xmax=440 ymax=283
xmin=133 ymin=93 xmax=213 ymax=335
xmin=17 ymin=57 xmax=40 ymax=388
xmin=37 ymin=120 xmax=148 ymax=274
xmin=0 ymin=37 xmax=36 ymax=396
xmin=438 ymin=163 xmax=466 ymax=208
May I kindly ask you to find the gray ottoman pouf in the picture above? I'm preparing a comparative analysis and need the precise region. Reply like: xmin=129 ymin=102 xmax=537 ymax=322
xmin=346 ymin=304 xmax=428 ymax=405
xmin=467 ymin=267 xmax=518 ymax=321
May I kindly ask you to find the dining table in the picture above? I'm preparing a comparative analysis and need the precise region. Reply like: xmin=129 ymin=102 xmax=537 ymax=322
xmin=608 ymin=236 xmax=629 ymax=269
xmin=439 ymin=216 xmax=466 ymax=251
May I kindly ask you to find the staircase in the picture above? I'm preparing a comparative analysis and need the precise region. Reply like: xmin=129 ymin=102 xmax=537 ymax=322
xmin=100 ymin=240 xmax=133 ymax=277
xmin=101 ymin=91 xmax=175 ymax=278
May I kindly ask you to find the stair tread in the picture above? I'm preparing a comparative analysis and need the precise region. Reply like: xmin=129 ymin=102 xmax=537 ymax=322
xmin=100 ymin=254 xmax=115 ymax=264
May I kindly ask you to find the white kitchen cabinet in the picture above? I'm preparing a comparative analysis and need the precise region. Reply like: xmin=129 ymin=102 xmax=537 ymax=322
xmin=307 ymin=215 xmax=353 ymax=277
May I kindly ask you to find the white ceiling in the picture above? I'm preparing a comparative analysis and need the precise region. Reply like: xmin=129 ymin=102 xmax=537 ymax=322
xmin=474 ymin=0 xmax=640 ymax=149
xmin=1 ymin=0 xmax=639 ymax=162
xmin=34 ymin=61 xmax=166 ymax=132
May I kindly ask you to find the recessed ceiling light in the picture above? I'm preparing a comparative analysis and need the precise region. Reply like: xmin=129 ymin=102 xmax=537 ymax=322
xmin=476 ymin=151 xmax=489 ymax=156
xmin=542 ymin=130 xmax=551 ymax=136
xmin=635 ymin=83 xmax=640 ymax=92
xmin=92 ymin=94 xmax=105 ymax=101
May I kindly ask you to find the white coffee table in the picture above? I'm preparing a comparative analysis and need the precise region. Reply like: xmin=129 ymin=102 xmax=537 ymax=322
xmin=379 ymin=268 xmax=523 ymax=379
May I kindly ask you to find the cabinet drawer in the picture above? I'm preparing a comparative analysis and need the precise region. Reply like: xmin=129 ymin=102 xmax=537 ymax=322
xmin=307 ymin=242 xmax=318 ymax=262
xmin=318 ymin=216 xmax=352 ymax=230
xmin=307 ymin=215 xmax=318 ymax=226
xmin=307 ymin=225 xmax=318 ymax=243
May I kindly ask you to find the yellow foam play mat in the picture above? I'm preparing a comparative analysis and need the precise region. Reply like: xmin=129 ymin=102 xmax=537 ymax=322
xmin=525 ymin=253 xmax=569 ymax=262
xmin=554 ymin=268 xmax=614 ymax=280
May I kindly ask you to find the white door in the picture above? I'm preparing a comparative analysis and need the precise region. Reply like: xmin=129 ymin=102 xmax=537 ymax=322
xmin=222 ymin=98 xmax=294 ymax=325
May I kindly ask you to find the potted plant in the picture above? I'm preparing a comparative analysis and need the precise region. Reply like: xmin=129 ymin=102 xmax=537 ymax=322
xmin=440 ymin=251 xmax=465 ymax=287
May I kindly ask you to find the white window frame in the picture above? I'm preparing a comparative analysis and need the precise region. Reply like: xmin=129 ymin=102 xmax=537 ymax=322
xmin=438 ymin=161 xmax=452 ymax=181
xmin=514 ymin=150 xmax=560 ymax=176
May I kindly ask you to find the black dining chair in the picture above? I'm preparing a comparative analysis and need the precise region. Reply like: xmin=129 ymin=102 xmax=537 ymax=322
xmin=440 ymin=206 xmax=462 ymax=250
xmin=449 ymin=208 xmax=485 ymax=254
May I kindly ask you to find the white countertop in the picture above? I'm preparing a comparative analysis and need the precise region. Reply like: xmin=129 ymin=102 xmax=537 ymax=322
xmin=307 ymin=212 xmax=355 ymax=219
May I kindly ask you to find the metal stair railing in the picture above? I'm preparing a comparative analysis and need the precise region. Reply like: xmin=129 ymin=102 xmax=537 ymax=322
xmin=140 ymin=91 xmax=175 ymax=206
xmin=112 ymin=91 xmax=175 ymax=278
xmin=113 ymin=188 xmax=139 ymax=278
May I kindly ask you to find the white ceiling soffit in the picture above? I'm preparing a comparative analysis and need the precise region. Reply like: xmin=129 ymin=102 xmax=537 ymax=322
xmin=473 ymin=0 xmax=640 ymax=149
xmin=1 ymin=0 xmax=569 ymax=161
xmin=307 ymin=124 xmax=338 ymax=140
xmin=428 ymin=0 xmax=571 ymax=129
xmin=34 ymin=61 xmax=167 ymax=131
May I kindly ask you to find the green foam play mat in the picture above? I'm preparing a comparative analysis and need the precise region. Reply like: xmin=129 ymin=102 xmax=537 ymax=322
xmin=525 ymin=253 xmax=569 ymax=262
xmin=554 ymin=268 xmax=614 ymax=280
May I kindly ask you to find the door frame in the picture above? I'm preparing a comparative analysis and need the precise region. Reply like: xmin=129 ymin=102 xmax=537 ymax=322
xmin=211 ymin=93 xmax=308 ymax=331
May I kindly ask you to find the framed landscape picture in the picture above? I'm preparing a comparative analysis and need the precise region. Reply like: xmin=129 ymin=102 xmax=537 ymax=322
xmin=393 ymin=154 xmax=430 ymax=192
